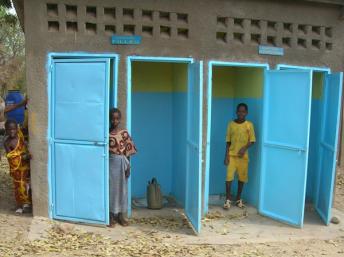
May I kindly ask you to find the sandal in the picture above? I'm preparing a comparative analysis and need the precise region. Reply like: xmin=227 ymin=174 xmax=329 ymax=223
xmin=15 ymin=208 xmax=23 ymax=215
xmin=23 ymin=204 xmax=32 ymax=214
xmin=223 ymin=199 xmax=231 ymax=210
xmin=236 ymin=199 xmax=245 ymax=209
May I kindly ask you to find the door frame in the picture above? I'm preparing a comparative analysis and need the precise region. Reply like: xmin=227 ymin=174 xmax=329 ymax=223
xmin=126 ymin=56 xmax=196 ymax=217
xmin=277 ymin=64 xmax=332 ymax=212
xmin=276 ymin=64 xmax=330 ymax=74
xmin=315 ymin=72 xmax=343 ymax=224
xmin=47 ymin=53 xmax=119 ymax=219
xmin=204 ymin=61 xmax=270 ymax=215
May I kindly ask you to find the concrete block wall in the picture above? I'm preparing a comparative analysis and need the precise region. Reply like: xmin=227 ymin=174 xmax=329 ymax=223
xmin=22 ymin=0 xmax=344 ymax=217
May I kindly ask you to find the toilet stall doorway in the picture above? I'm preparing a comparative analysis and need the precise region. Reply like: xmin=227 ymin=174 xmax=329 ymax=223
xmin=127 ymin=56 xmax=203 ymax=233
xmin=204 ymin=61 xmax=269 ymax=214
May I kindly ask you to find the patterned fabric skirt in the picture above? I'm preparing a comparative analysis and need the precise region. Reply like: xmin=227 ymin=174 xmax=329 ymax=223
xmin=109 ymin=154 xmax=129 ymax=214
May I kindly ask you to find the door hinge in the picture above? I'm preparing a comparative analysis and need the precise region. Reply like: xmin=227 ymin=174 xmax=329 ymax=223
xmin=50 ymin=203 xmax=54 ymax=213
xmin=48 ymin=138 xmax=54 ymax=145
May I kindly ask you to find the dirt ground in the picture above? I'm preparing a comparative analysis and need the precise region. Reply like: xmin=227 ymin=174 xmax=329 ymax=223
xmin=0 ymin=157 xmax=344 ymax=256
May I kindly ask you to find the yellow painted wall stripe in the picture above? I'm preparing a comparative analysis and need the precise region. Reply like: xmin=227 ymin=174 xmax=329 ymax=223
xmin=132 ymin=62 xmax=188 ymax=92
xmin=212 ymin=67 xmax=264 ymax=98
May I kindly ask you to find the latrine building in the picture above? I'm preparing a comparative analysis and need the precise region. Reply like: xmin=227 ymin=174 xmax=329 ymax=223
xmin=13 ymin=0 xmax=344 ymax=233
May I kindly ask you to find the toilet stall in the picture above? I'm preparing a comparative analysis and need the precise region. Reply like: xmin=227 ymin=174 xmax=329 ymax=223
xmin=205 ymin=62 xmax=268 ymax=211
xmin=48 ymin=54 xmax=204 ymax=233
xmin=47 ymin=54 xmax=342 ymax=232
xmin=127 ymin=56 xmax=203 ymax=233
xmin=205 ymin=61 xmax=343 ymax=228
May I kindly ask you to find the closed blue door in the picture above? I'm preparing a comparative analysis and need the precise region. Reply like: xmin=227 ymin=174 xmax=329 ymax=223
xmin=50 ymin=58 xmax=110 ymax=225
xmin=259 ymin=70 xmax=312 ymax=227
xmin=315 ymin=73 xmax=343 ymax=225
xmin=185 ymin=61 xmax=203 ymax=234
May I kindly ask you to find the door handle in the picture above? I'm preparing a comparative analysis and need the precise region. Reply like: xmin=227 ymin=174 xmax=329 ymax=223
xmin=94 ymin=142 xmax=107 ymax=146
xmin=264 ymin=142 xmax=306 ymax=152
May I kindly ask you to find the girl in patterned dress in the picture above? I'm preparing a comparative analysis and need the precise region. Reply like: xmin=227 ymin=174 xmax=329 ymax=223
xmin=109 ymin=108 xmax=137 ymax=227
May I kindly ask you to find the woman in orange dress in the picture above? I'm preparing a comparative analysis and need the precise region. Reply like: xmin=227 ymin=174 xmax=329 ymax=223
xmin=3 ymin=119 xmax=32 ymax=214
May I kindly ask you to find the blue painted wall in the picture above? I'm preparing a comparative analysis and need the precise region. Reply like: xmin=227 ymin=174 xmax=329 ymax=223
xmin=131 ymin=62 xmax=188 ymax=206
xmin=132 ymin=93 xmax=173 ymax=197
xmin=171 ymin=93 xmax=187 ymax=205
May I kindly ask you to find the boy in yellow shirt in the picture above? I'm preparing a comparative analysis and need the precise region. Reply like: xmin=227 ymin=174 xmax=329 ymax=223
xmin=223 ymin=103 xmax=256 ymax=209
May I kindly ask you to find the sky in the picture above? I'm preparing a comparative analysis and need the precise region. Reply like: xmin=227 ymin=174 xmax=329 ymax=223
xmin=9 ymin=8 xmax=15 ymax=14
xmin=8 ymin=0 xmax=16 ymax=15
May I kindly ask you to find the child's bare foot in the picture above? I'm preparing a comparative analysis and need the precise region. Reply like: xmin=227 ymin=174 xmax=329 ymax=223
xmin=107 ymin=213 xmax=117 ymax=228
xmin=107 ymin=219 xmax=116 ymax=228
xmin=118 ymin=213 xmax=129 ymax=226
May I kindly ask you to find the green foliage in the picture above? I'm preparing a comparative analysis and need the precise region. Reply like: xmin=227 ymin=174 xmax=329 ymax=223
xmin=0 ymin=0 xmax=12 ymax=8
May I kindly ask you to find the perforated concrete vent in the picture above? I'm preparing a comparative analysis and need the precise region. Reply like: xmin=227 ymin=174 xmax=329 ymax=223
xmin=48 ymin=21 xmax=59 ymax=32
xmin=160 ymin=26 xmax=171 ymax=38
xmin=123 ymin=8 xmax=134 ymax=19
xmin=282 ymin=37 xmax=291 ymax=48
xmin=216 ymin=32 xmax=227 ymax=43
xmin=123 ymin=24 xmax=135 ymax=35
xmin=86 ymin=6 xmax=97 ymax=18
xmin=44 ymin=3 xmax=189 ymax=40
xmin=142 ymin=10 xmax=153 ymax=21
xmin=177 ymin=13 xmax=188 ymax=23
xmin=251 ymin=34 xmax=261 ymax=45
xmin=105 ymin=25 xmax=116 ymax=35
xmin=268 ymin=21 xmax=277 ymax=31
xmin=104 ymin=8 xmax=116 ymax=19
xmin=66 ymin=5 xmax=77 ymax=19
xmin=142 ymin=26 xmax=153 ymax=37
xmin=159 ymin=11 xmax=170 ymax=21
xmin=86 ymin=23 xmax=97 ymax=35
xmin=216 ymin=15 xmax=333 ymax=51
xmin=47 ymin=3 xmax=58 ymax=17
xmin=177 ymin=28 xmax=189 ymax=39
xmin=66 ymin=21 xmax=78 ymax=32
xmin=267 ymin=36 xmax=276 ymax=46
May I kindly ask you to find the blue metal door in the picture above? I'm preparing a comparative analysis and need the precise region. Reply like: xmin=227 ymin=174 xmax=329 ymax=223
xmin=185 ymin=61 xmax=203 ymax=234
xmin=315 ymin=73 xmax=343 ymax=225
xmin=259 ymin=70 xmax=312 ymax=227
xmin=50 ymin=58 xmax=110 ymax=225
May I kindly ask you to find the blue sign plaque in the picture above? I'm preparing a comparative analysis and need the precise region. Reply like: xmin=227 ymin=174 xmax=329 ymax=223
xmin=258 ymin=45 xmax=284 ymax=56
xmin=111 ymin=35 xmax=142 ymax=45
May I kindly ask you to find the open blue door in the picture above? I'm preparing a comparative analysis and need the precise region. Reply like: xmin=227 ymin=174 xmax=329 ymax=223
xmin=185 ymin=61 xmax=203 ymax=234
xmin=315 ymin=73 xmax=343 ymax=225
xmin=259 ymin=70 xmax=312 ymax=227
xmin=50 ymin=58 xmax=110 ymax=225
